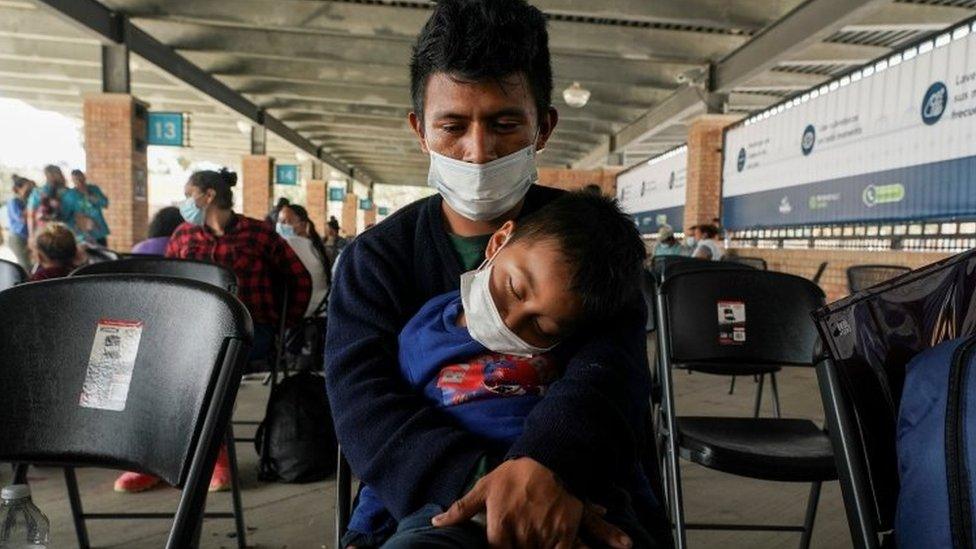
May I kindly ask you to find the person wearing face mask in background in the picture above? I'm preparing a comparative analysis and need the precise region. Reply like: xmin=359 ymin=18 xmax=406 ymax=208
xmin=113 ymin=168 xmax=312 ymax=494
xmin=276 ymin=204 xmax=331 ymax=319
xmin=325 ymin=1 xmax=668 ymax=547
xmin=342 ymin=192 xmax=658 ymax=548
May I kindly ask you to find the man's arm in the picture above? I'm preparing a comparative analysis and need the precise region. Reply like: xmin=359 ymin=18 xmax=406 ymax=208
xmin=507 ymin=303 xmax=651 ymax=498
xmin=325 ymin=237 xmax=487 ymax=519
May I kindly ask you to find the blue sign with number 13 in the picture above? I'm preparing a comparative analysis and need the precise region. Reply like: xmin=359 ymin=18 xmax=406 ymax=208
xmin=147 ymin=112 xmax=184 ymax=147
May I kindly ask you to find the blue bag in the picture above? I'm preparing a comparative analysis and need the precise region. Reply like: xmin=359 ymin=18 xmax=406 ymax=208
xmin=897 ymin=335 xmax=976 ymax=548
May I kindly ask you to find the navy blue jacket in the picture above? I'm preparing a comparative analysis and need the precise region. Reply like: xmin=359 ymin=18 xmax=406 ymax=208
xmin=324 ymin=185 xmax=652 ymax=520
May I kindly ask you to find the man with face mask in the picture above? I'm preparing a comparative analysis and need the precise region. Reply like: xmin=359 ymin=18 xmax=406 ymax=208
xmin=325 ymin=1 xmax=665 ymax=547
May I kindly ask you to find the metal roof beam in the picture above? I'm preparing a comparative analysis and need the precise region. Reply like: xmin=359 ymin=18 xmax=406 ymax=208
xmin=32 ymin=0 xmax=371 ymax=184
xmin=711 ymin=0 xmax=892 ymax=93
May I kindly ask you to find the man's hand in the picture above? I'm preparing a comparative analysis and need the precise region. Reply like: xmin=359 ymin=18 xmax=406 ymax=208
xmin=431 ymin=457 xmax=632 ymax=549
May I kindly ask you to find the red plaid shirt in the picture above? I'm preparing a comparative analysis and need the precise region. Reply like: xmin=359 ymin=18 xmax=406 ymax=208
xmin=165 ymin=214 xmax=312 ymax=327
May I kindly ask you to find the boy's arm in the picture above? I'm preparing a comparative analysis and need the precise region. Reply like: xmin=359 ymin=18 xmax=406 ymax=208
xmin=325 ymin=237 xmax=487 ymax=519
xmin=506 ymin=302 xmax=651 ymax=498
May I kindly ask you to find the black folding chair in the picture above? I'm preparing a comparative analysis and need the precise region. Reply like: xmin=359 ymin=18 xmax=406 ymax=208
xmin=71 ymin=257 xmax=248 ymax=547
xmin=0 ymin=257 xmax=27 ymax=290
xmin=725 ymin=255 xmax=768 ymax=270
xmin=82 ymin=245 xmax=120 ymax=264
xmin=814 ymin=249 xmax=976 ymax=548
xmin=846 ymin=264 xmax=911 ymax=293
xmin=0 ymin=275 xmax=252 ymax=549
xmin=655 ymin=269 xmax=836 ymax=549
xmin=811 ymin=261 xmax=829 ymax=285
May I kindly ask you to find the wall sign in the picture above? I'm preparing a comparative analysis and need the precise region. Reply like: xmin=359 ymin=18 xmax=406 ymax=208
xmin=275 ymin=164 xmax=299 ymax=186
xmin=378 ymin=207 xmax=390 ymax=216
xmin=616 ymin=146 xmax=687 ymax=234
xmin=329 ymin=187 xmax=346 ymax=201
xmin=722 ymin=21 xmax=976 ymax=229
xmin=146 ymin=112 xmax=186 ymax=147
xmin=359 ymin=198 xmax=373 ymax=210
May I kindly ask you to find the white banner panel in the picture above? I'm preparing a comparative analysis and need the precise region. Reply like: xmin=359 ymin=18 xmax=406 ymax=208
xmin=616 ymin=146 xmax=687 ymax=233
xmin=722 ymin=22 xmax=976 ymax=229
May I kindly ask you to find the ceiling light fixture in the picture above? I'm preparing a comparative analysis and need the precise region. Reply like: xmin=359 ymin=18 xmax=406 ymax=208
xmin=562 ymin=82 xmax=591 ymax=108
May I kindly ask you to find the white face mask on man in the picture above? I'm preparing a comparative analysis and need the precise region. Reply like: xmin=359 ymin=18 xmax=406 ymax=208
xmin=459 ymin=237 xmax=555 ymax=357
xmin=427 ymin=143 xmax=539 ymax=222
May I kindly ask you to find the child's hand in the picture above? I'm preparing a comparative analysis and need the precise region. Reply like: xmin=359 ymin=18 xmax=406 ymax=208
xmin=432 ymin=457 xmax=632 ymax=549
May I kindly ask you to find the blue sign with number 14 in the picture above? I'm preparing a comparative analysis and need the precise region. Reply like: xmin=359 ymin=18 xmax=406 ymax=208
xmin=276 ymin=164 xmax=299 ymax=186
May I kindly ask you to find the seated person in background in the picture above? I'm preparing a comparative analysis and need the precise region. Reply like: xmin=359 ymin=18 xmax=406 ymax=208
xmin=114 ymin=168 xmax=312 ymax=494
xmin=652 ymin=224 xmax=685 ymax=257
xmin=344 ymin=192 xmax=659 ymax=548
xmin=31 ymin=223 xmax=78 ymax=281
xmin=690 ymin=223 xmax=724 ymax=261
xmin=131 ymin=206 xmax=183 ymax=256
xmin=276 ymin=204 xmax=331 ymax=317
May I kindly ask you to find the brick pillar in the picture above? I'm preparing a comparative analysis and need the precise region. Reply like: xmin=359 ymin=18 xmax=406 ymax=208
xmin=537 ymin=168 xmax=618 ymax=195
xmin=364 ymin=206 xmax=377 ymax=227
xmin=306 ymin=179 xmax=328 ymax=235
xmin=342 ymin=193 xmax=358 ymax=237
xmin=684 ymin=114 xmax=741 ymax=230
xmin=242 ymin=155 xmax=273 ymax=220
xmin=83 ymin=93 xmax=148 ymax=251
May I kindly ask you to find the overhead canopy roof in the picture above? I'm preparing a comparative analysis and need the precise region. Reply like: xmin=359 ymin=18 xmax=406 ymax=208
xmin=1 ymin=0 xmax=974 ymax=185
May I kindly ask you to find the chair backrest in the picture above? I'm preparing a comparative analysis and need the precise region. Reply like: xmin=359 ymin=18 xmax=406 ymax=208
xmin=73 ymin=257 xmax=237 ymax=293
xmin=814 ymin=249 xmax=976 ymax=539
xmin=812 ymin=261 xmax=829 ymax=285
xmin=0 ymin=258 xmax=27 ymax=290
xmin=846 ymin=264 xmax=911 ymax=293
xmin=0 ymin=275 xmax=253 ymax=486
xmin=650 ymin=255 xmax=696 ymax=278
xmin=84 ymin=246 xmax=120 ymax=264
xmin=725 ymin=255 xmax=768 ymax=270
xmin=659 ymin=269 xmax=825 ymax=367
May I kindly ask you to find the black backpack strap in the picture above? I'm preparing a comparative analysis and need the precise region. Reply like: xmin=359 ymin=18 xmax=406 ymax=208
xmin=946 ymin=336 xmax=976 ymax=549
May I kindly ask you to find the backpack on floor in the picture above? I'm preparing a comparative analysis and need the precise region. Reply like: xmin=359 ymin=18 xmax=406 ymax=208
xmin=255 ymin=371 xmax=338 ymax=483
xmin=896 ymin=335 xmax=976 ymax=548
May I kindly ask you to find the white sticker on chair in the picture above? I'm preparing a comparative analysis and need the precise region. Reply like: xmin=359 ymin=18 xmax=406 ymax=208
xmin=79 ymin=319 xmax=144 ymax=411
xmin=718 ymin=301 xmax=746 ymax=345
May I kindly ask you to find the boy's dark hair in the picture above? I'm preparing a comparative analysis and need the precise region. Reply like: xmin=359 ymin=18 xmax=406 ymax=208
xmin=510 ymin=191 xmax=646 ymax=325
xmin=148 ymin=206 xmax=185 ymax=238
xmin=36 ymin=223 xmax=77 ymax=265
xmin=410 ymin=0 xmax=552 ymax=124
xmin=70 ymin=169 xmax=84 ymax=178
xmin=188 ymin=168 xmax=237 ymax=210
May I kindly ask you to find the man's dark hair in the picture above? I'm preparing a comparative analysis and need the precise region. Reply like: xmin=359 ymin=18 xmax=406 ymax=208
xmin=71 ymin=169 xmax=84 ymax=178
xmin=148 ymin=206 xmax=185 ymax=238
xmin=410 ymin=0 xmax=552 ymax=124
xmin=510 ymin=191 xmax=646 ymax=325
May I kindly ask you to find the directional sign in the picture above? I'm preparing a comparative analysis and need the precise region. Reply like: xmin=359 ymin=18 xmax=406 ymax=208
xmin=147 ymin=112 xmax=185 ymax=147
xmin=378 ymin=207 xmax=390 ymax=216
xmin=275 ymin=164 xmax=299 ymax=186
xmin=359 ymin=198 xmax=373 ymax=210
xmin=328 ymin=187 xmax=346 ymax=201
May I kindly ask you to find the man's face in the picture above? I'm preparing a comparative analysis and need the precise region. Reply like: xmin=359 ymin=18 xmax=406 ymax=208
xmin=71 ymin=174 xmax=85 ymax=187
xmin=409 ymin=72 xmax=556 ymax=164
xmin=481 ymin=222 xmax=582 ymax=349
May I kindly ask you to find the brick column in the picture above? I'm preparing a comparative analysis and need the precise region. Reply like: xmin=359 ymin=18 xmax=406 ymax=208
xmin=242 ymin=155 xmax=273 ymax=220
xmin=83 ymin=93 xmax=148 ymax=251
xmin=342 ymin=193 xmax=358 ymax=237
xmin=684 ymin=114 xmax=741 ymax=230
xmin=537 ymin=168 xmax=619 ymax=195
xmin=364 ymin=206 xmax=377 ymax=227
xmin=306 ymin=179 xmax=328 ymax=235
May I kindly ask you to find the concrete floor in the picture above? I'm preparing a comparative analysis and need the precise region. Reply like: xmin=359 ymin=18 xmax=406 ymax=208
xmin=1 ymin=362 xmax=854 ymax=549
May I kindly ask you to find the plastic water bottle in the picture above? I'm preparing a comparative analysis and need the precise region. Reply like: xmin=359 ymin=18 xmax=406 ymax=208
xmin=0 ymin=485 xmax=49 ymax=549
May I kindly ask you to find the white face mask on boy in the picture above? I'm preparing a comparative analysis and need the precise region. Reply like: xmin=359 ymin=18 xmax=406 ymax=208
xmin=459 ymin=237 xmax=554 ymax=357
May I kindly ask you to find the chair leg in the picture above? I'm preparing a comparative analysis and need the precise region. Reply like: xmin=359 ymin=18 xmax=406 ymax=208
xmin=753 ymin=374 xmax=766 ymax=418
xmin=728 ymin=375 xmax=736 ymax=395
xmin=64 ymin=468 xmax=91 ymax=549
xmin=798 ymin=482 xmax=823 ymax=549
xmin=225 ymin=428 xmax=247 ymax=549
xmin=666 ymin=435 xmax=687 ymax=549
xmin=770 ymin=372 xmax=782 ymax=418
xmin=335 ymin=449 xmax=352 ymax=549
